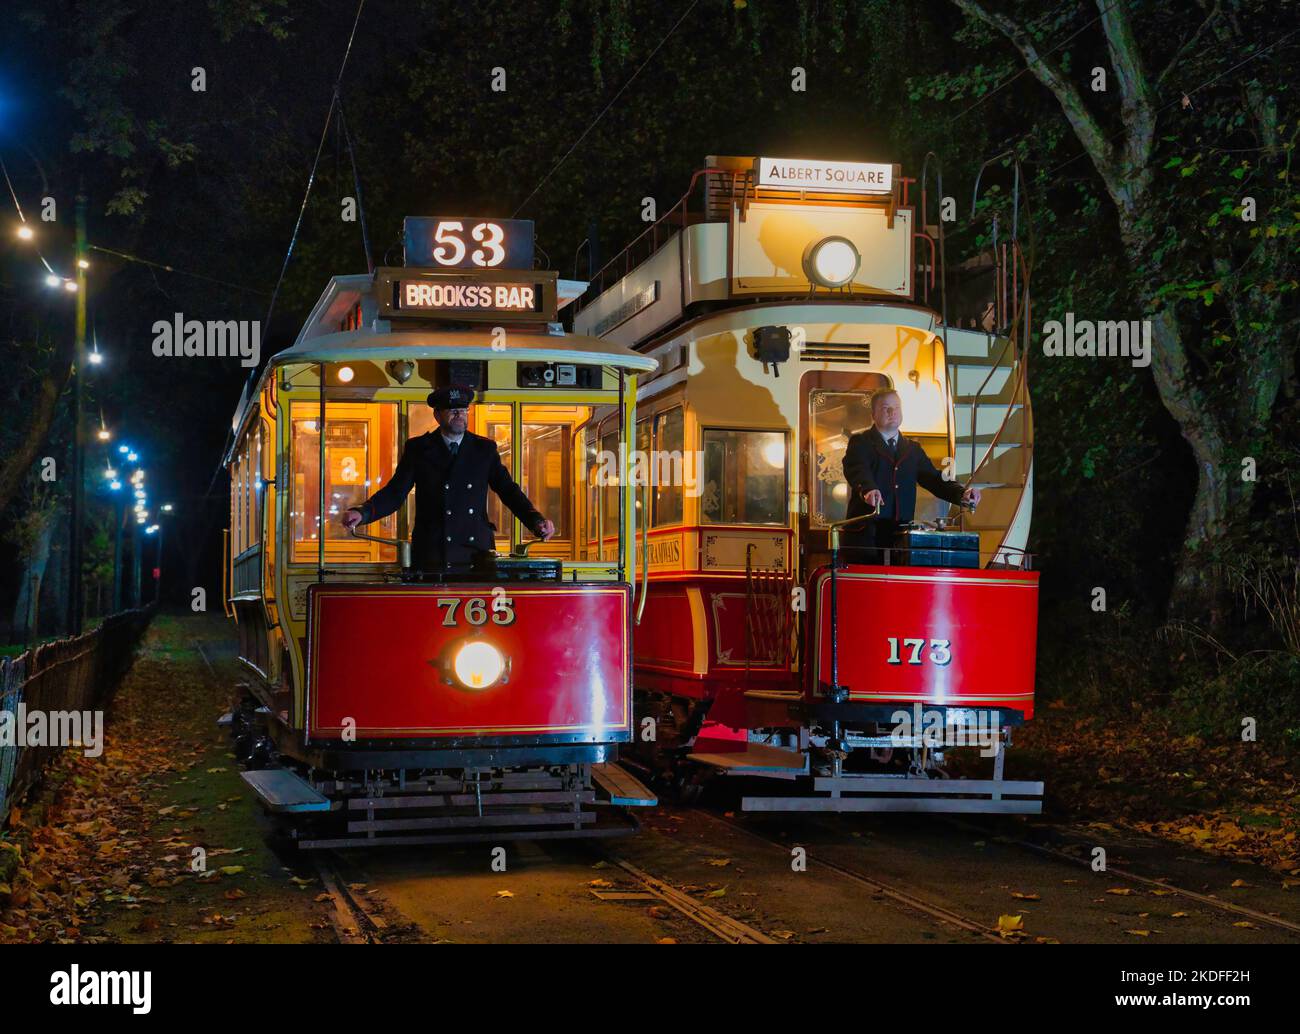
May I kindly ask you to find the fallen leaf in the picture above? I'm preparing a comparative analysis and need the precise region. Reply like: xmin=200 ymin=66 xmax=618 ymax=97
xmin=1011 ymin=891 xmax=1040 ymax=901
xmin=495 ymin=890 xmax=514 ymax=898
xmin=1126 ymin=929 xmax=1151 ymax=937
xmin=1106 ymin=888 xmax=1134 ymax=896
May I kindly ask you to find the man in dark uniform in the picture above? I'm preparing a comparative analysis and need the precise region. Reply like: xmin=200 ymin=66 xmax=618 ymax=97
xmin=340 ymin=385 xmax=554 ymax=572
xmin=842 ymin=387 xmax=980 ymax=553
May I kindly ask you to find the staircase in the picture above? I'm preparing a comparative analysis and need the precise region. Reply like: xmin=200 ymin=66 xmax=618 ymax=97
xmin=944 ymin=327 xmax=1034 ymax=567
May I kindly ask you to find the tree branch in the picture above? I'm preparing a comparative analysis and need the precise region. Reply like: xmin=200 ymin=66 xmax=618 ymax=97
xmin=1096 ymin=0 xmax=1157 ymax=191
xmin=0 ymin=323 xmax=75 ymax=517
xmin=1155 ymin=0 xmax=1222 ymax=90
xmin=951 ymin=0 xmax=1122 ymax=201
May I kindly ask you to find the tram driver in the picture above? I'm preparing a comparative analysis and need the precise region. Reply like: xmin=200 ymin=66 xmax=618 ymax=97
xmin=341 ymin=385 xmax=555 ymax=572
xmin=842 ymin=387 xmax=980 ymax=553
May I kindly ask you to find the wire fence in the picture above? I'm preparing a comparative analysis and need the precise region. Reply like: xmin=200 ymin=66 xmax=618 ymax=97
xmin=0 ymin=606 xmax=154 ymax=826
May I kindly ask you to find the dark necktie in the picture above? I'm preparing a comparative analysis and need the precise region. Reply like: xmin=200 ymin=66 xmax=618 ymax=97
xmin=887 ymin=435 xmax=898 ymax=456
xmin=448 ymin=439 xmax=459 ymax=457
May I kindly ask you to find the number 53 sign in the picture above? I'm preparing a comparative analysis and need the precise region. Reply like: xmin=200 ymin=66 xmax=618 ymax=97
xmin=403 ymin=216 xmax=535 ymax=271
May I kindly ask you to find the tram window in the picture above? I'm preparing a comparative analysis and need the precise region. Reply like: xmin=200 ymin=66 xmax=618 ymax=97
xmin=601 ymin=430 xmax=619 ymax=537
xmin=652 ymin=408 xmax=684 ymax=527
xmin=409 ymin=405 xmax=437 ymax=438
xmin=483 ymin=421 xmax=512 ymax=547
xmin=809 ymin=391 xmax=874 ymax=526
xmin=290 ymin=402 xmax=398 ymax=563
xmin=522 ymin=423 xmax=570 ymax=540
xmin=700 ymin=429 xmax=786 ymax=526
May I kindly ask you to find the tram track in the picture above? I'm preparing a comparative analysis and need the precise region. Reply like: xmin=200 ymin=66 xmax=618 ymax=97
xmin=940 ymin=817 xmax=1300 ymax=938
xmin=599 ymin=852 xmax=778 ymax=944
xmin=697 ymin=809 xmax=1008 ymax=944
xmin=313 ymin=853 xmax=396 ymax=944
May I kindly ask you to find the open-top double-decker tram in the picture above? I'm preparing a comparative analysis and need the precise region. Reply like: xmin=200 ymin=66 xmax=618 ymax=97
xmin=222 ymin=216 xmax=660 ymax=847
xmin=573 ymin=155 xmax=1043 ymax=813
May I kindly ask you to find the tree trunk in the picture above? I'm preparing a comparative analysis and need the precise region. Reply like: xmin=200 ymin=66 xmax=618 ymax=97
xmin=13 ymin=513 xmax=57 ymax=645
xmin=0 ymin=324 xmax=75 ymax=518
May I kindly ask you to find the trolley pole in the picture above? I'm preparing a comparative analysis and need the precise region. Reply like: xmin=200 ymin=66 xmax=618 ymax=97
xmin=68 ymin=189 xmax=88 ymax=633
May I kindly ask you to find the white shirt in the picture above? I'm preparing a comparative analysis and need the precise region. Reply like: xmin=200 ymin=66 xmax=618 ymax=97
xmin=441 ymin=431 xmax=465 ymax=447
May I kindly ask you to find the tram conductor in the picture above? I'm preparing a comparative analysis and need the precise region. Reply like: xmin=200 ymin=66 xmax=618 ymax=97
xmin=842 ymin=387 xmax=980 ymax=550
xmin=341 ymin=385 xmax=555 ymax=571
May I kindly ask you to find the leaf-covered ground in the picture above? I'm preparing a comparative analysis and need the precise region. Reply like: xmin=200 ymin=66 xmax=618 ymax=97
xmin=1009 ymin=701 xmax=1300 ymax=880
xmin=0 ymin=612 xmax=333 ymax=943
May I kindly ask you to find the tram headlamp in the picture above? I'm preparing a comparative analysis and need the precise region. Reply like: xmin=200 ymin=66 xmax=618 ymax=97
xmin=802 ymin=236 xmax=860 ymax=288
xmin=386 ymin=360 xmax=415 ymax=384
xmin=452 ymin=640 xmax=507 ymax=690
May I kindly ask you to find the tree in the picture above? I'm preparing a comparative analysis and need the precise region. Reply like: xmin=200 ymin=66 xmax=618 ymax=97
xmin=949 ymin=0 xmax=1297 ymax=617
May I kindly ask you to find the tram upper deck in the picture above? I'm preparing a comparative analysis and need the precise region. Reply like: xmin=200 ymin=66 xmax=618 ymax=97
xmin=572 ymin=155 xmax=1033 ymax=568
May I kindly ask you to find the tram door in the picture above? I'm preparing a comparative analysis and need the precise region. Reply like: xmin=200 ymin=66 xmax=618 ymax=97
xmin=799 ymin=372 xmax=888 ymax=579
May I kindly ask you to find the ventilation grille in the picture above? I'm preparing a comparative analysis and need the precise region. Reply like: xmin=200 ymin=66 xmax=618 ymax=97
xmin=799 ymin=343 xmax=872 ymax=363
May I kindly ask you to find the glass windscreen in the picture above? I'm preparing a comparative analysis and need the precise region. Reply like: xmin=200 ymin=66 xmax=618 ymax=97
xmin=809 ymin=390 xmax=874 ymax=526
xmin=700 ymin=428 xmax=786 ymax=526
xmin=290 ymin=402 xmax=397 ymax=562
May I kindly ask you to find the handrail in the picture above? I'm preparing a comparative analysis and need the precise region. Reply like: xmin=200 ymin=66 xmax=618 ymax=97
xmin=221 ymin=528 xmax=234 ymax=618
xmin=966 ymin=242 xmax=1032 ymax=486
xmin=635 ymin=483 xmax=650 ymax=625
xmin=576 ymin=166 xmax=746 ymax=313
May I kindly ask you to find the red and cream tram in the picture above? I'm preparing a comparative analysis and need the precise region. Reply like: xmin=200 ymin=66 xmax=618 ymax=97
xmin=573 ymin=155 xmax=1043 ymax=813
xmin=223 ymin=217 xmax=659 ymax=846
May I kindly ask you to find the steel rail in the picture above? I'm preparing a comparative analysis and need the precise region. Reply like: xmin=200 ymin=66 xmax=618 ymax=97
xmin=700 ymin=810 xmax=1007 ymax=944
xmin=942 ymin=818 xmax=1300 ymax=938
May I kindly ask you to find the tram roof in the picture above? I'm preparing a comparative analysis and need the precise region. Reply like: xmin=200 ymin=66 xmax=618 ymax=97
xmin=272 ymin=327 xmax=658 ymax=371
xmin=224 ymin=274 xmax=656 ymax=461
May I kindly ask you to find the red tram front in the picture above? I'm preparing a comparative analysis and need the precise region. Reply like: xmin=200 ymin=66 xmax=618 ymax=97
xmin=223 ymin=216 xmax=658 ymax=846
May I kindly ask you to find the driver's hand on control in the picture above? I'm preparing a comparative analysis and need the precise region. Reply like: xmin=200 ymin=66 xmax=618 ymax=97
xmin=536 ymin=518 xmax=556 ymax=541
xmin=341 ymin=508 xmax=364 ymax=530
xmin=860 ymin=488 xmax=883 ymax=509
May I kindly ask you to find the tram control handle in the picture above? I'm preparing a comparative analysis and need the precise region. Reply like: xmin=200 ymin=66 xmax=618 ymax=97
xmin=347 ymin=526 xmax=412 ymax=569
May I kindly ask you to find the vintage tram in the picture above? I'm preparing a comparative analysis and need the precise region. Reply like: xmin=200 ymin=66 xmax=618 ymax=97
xmin=222 ymin=217 xmax=659 ymax=846
xmin=572 ymin=155 xmax=1043 ymax=813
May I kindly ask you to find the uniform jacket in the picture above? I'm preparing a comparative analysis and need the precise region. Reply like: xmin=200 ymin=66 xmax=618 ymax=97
xmin=356 ymin=430 xmax=543 ymax=569
xmin=842 ymin=427 xmax=966 ymax=525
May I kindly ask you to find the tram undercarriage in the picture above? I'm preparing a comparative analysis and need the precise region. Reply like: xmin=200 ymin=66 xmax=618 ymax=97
xmin=630 ymin=689 xmax=1043 ymax=815
xmin=223 ymin=693 xmax=655 ymax=849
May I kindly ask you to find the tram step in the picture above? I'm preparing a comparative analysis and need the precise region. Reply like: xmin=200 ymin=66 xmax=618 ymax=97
xmin=241 ymin=768 xmax=332 ymax=814
xmin=592 ymin=762 xmax=658 ymax=807
xmin=688 ymin=743 xmax=808 ymax=775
